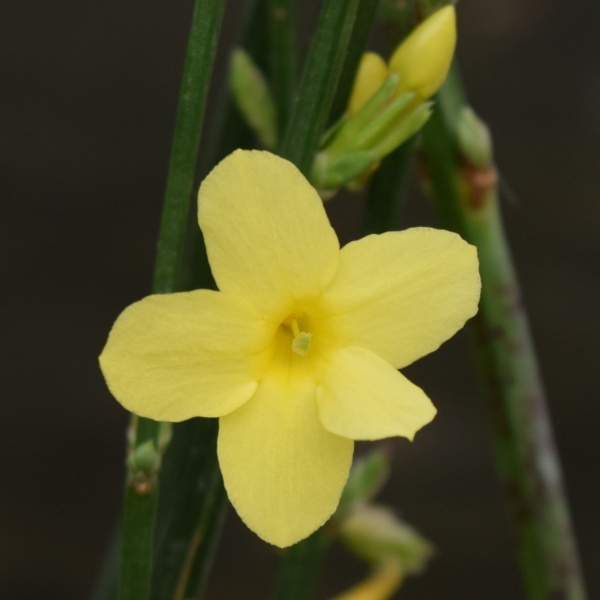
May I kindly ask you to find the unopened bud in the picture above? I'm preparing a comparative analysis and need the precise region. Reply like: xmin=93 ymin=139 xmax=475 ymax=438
xmin=348 ymin=52 xmax=389 ymax=115
xmin=230 ymin=48 xmax=277 ymax=149
xmin=389 ymin=5 xmax=456 ymax=100
xmin=340 ymin=505 xmax=434 ymax=574
xmin=331 ymin=560 xmax=403 ymax=600
xmin=457 ymin=106 xmax=493 ymax=168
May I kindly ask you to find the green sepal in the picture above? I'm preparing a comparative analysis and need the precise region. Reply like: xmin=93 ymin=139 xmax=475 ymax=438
xmin=326 ymin=76 xmax=406 ymax=153
xmin=311 ymin=149 xmax=377 ymax=190
xmin=371 ymin=101 xmax=431 ymax=158
xmin=351 ymin=91 xmax=419 ymax=152
xmin=313 ymin=101 xmax=430 ymax=190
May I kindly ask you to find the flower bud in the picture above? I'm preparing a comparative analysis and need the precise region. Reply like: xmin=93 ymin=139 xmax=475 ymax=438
xmin=388 ymin=5 xmax=456 ymax=100
xmin=229 ymin=48 xmax=277 ymax=149
xmin=331 ymin=561 xmax=403 ymax=600
xmin=347 ymin=52 xmax=389 ymax=115
xmin=457 ymin=106 xmax=493 ymax=169
xmin=340 ymin=505 xmax=434 ymax=573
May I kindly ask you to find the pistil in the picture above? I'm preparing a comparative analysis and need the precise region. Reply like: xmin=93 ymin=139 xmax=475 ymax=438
xmin=283 ymin=315 xmax=313 ymax=357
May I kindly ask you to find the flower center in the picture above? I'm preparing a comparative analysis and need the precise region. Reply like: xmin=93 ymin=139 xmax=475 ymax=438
xmin=283 ymin=313 xmax=313 ymax=357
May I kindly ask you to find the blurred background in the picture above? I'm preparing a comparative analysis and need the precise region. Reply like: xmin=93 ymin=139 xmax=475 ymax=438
xmin=2 ymin=0 xmax=599 ymax=598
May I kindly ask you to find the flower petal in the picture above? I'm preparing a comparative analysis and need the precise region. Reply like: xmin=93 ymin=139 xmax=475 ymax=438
xmin=99 ymin=290 xmax=269 ymax=421
xmin=317 ymin=346 xmax=436 ymax=441
xmin=198 ymin=150 xmax=340 ymax=318
xmin=322 ymin=228 xmax=480 ymax=368
xmin=218 ymin=366 xmax=353 ymax=547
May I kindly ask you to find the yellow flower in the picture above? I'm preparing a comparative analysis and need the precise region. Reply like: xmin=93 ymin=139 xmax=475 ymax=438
xmin=99 ymin=150 xmax=480 ymax=547
xmin=389 ymin=5 xmax=456 ymax=100
xmin=349 ymin=6 xmax=456 ymax=114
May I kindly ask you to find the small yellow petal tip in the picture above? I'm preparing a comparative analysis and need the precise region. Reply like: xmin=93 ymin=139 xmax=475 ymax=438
xmin=389 ymin=5 xmax=456 ymax=100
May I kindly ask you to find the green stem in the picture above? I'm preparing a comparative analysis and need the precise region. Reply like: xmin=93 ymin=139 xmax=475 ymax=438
xmin=421 ymin=69 xmax=586 ymax=600
xmin=329 ymin=0 xmax=382 ymax=122
xmin=119 ymin=482 xmax=160 ymax=600
xmin=272 ymin=529 xmax=331 ymax=600
xmin=151 ymin=420 xmax=227 ymax=600
xmin=91 ymin=529 xmax=119 ymax=600
xmin=277 ymin=0 xmax=361 ymax=175
xmin=153 ymin=0 xmax=227 ymax=294
xmin=118 ymin=2 xmax=227 ymax=599
xmin=178 ymin=471 xmax=228 ymax=599
xmin=362 ymin=135 xmax=418 ymax=235
xmin=267 ymin=0 xmax=297 ymax=133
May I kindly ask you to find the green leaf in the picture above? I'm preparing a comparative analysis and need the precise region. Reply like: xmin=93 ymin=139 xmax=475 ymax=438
xmin=151 ymin=419 xmax=226 ymax=600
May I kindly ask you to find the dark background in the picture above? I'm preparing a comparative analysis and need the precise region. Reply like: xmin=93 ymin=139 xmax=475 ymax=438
xmin=2 ymin=1 xmax=598 ymax=598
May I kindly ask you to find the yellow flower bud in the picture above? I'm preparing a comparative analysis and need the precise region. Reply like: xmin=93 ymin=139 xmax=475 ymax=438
xmin=347 ymin=51 xmax=389 ymax=115
xmin=331 ymin=561 xmax=403 ymax=600
xmin=388 ymin=5 xmax=456 ymax=100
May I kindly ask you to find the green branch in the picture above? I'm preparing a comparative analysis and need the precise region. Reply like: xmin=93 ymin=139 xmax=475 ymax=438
xmin=421 ymin=68 xmax=587 ymax=600
xmin=152 ymin=420 xmax=227 ymax=600
xmin=329 ymin=0 xmax=382 ymax=121
xmin=362 ymin=136 xmax=418 ymax=234
xmin=277 ymin=0 xmax=362 ymax=175
xmin=118 ymin=2 xmax=227 ymax=599
xmin=268 ymin=0 xmax=297 ymax=133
